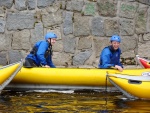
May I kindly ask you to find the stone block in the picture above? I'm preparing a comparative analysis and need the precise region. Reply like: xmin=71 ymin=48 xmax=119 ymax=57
xmin=83 ymin=2 xmax=96 ymax=16
xmin=143 ymin=33 xmax=150 ymax=40
xmin=0 ymin=34 xmax=10 ymax=51
xmin=0 ymin=52 xmax=7 ymax=65
xmin=42 ymin=11 xmax=63 ymax=27
xmin=135 ymin=0 xmax=150 ymax=5
xmin=53 ymin=52 xmax=72 ymax=67
xmin=31 ymin=22 xmax=44 ymax=46
xmin=0 ymin=19 xmax=5 ymax=33
xmin=104 ymin=19 xmax=119 ymax=36
xmin=138 ymin=41 xmax=150 ymax=57
xmin=0 ymin=0 xmax=13 ymax=8
xmin=63 ymin=36 xmax=76 ymax=54
xmin=78 ymin=36 xmax=92 ymax=50
xmin=27 ymin=0 xmax=36 ymax=10
xmin=121 ymin=50 xmax=135 ymax=58
xmin=120 ymin=19 xmax=134 ymax=36
xmin=66 ymin=1 xmax=72 ymax=10
xmin=53 ymin=40 xmax=63 ymax=52
xmin=8 ymin=50 xmax=23 ymax=64
xmin=73 ymin=13 xmax=90 ymax=36
xmin=15 ymin=0 xmax=27 ymax=11
xmin=63 ymin=11 xmax=73 ymax=35
xmin=148 ymin=8 xmax=150 ymax=32
xmin=97 ymin=0 xmax=117 ymax=17
xmin=0 ymin=8 xmax=5 ymax=17
xmin=119 ymin=2 xmax=138 ymax=19
xmin=91 ymin=17 xmax=104 ymax=36
xmin=37 ymin=0 xmax=55 ymax=8
xmin=93 ymin=37 xmax=109 ymax=57
xmin=120 ymin=36 xmax=137 ymax=52
xmin=73 ymin=50 xmax=92 ymax=66
xmin=6 ymin=12 xmax=35 ymax=30
xmin=135 ymin=4 xmax=148 ymax=34
xmin=66 ymin=0 xmax=84 ymax=12
xmin=12 ymin=30 xmax=31 ymax=50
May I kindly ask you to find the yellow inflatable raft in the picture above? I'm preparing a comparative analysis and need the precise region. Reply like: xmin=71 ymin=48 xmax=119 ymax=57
xmin=0 ymin=61 xmax=22 ymax=93
xmin=5 ymin=67 xmax=150 ymax=91
xmin=108 ymin=73 xmax=150 ymax=99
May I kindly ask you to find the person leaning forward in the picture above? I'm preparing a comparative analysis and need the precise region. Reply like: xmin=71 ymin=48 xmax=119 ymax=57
xmin=98 ymin=35 xmax=123 ymax=72
xmin=24 ymin=32 xmax=57 ymax=68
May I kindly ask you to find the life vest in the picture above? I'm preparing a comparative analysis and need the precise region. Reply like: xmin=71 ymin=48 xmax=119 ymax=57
xmin=30 ymin=41 xmax=53 ymax=58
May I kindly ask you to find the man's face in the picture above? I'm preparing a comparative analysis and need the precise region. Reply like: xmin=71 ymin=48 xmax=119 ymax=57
xmin=48 ymin=38 xmax=56 ymax=45
xmin=111 ymin=41 xmax=120 ymax=50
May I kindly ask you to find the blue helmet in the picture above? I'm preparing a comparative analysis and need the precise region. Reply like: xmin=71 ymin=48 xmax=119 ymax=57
xmin=110 ymin=35 xmax=121 ymax=43
xmin=45 ymin=32 xmax=57 ymax=40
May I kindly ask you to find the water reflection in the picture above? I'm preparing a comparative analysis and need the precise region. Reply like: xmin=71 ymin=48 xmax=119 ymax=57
xmin=119 ymin=99 xmax=150 ymax=112
xmin=0 ymin=90 xmax=150 ymax=112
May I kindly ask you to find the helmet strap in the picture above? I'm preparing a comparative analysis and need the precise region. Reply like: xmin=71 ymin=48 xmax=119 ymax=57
xmin=49 ymin=39 xmax=53 ymax=55
xmin=45 ymin=39 xmax=53 ymax=58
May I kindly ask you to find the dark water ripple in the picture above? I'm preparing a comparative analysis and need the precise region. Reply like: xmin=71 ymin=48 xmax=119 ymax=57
xmin=0 ymin=90 xmax=150 ymax=113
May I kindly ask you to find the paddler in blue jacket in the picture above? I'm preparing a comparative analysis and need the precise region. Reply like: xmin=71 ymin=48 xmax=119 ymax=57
xmin=98 ymin=35 xmax=123 ymax=72
xmin=24 ymin=32 xmax=57 ymax=68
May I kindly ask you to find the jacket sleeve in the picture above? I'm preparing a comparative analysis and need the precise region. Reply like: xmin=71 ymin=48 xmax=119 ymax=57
xmin=47 ymin=55 xmax=56 ymax=68
xmin=36 ymin=42 xmax=48 ymax=66
xmin=99 ymin=48 xmax=115 ymax=68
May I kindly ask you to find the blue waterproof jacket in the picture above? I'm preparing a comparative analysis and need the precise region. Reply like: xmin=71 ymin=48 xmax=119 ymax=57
xmin=26 ymin=40 xmax=55 ymax=68
xmin=98 ymin=46 xmax=123 ymax=68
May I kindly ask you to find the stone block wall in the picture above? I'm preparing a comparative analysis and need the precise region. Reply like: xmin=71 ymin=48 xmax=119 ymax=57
xmin=0 ymin=0 xmax=150 ymax=68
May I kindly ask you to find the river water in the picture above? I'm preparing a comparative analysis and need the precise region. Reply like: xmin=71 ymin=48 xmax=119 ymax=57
xmin=0 ymin=89 xmax=150 ymax=113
